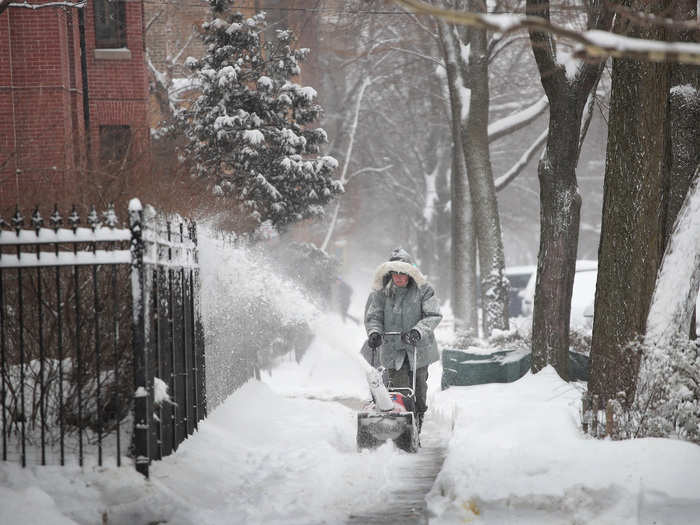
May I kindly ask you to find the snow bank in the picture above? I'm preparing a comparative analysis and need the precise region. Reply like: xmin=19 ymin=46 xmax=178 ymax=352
xmin=428 ymin=366 xmax=700 ymax=524
xmin=0 ymin=320 xmax=422 ymax=524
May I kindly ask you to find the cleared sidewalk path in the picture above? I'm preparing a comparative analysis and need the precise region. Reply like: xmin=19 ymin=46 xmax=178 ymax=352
xmin=347 ymin=414 xmax=447 ymax=525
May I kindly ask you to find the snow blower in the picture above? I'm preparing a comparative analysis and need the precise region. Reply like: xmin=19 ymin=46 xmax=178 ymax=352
xmin=356 ymin=332 xmax=420 ymax=453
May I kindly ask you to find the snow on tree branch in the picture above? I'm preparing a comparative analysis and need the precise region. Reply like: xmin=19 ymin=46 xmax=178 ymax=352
xmin=487 ymin=95 xmax=548 ymax=144
xmin=495 ymin=129 xmax=548 ymax=192
xmin=394 ymin=0 xmax=700 ymax=65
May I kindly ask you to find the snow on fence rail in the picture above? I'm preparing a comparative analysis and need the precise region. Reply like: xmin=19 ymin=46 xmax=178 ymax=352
xmin=0 ymin=201 xmax=204 ymax=478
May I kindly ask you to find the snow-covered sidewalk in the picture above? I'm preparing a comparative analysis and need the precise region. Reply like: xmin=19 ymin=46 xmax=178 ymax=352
xmin=428 ymin=367 xmax=700 ymax=524
xmin=0 ymin=314 xmax=444 ymax=525
xmin=1 ymin=312 xmax=699 ymax=524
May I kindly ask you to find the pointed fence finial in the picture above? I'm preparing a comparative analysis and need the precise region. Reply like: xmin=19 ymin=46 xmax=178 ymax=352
xmin=103 ymin=203 xmax=118 ymax=228
xmin=12 ymin=206 xmax=23 ymax=235
xmin=68 ymin=205 xmax=80 ymax=233
xmin=49 ymin=204 xmax=62 ymax=232
xmin=87 ymin=205 xmax=99 ymax=231
xmin=31 ymin=206 xmax=44 ymax=235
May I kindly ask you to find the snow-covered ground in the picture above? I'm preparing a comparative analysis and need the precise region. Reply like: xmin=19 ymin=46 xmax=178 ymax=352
xmin=2 ymin=307 xmax=699 ymax=524
xmin=0 ymin=313 xmax=436 ymax=525
xmin=429 ymin=367 xmax=700 ymax=524
xmin=2 ymin=232 xmax=700 ymax=524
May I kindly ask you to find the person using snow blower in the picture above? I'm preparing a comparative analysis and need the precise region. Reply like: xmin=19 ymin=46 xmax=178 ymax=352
xmin=364 ymin=247 xmax=442 ymax=434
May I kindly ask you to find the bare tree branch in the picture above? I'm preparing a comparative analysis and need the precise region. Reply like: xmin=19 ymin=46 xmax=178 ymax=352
xmin=526 ymin=0 xmax=566 ymax=96
xmin=389 ymin=46 xmax=445 ymax=67
xmin=576 ymin=71 xmax=601 ymax=164
xmin=146 ymin=7 xmax=166 ymax=33
xmin=394 ymin=0 xmax=700 ymax=65
xmin=348 ymin=164 xmax=394 ymax=179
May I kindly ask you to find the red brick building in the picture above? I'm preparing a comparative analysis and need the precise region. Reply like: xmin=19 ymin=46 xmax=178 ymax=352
xmin=0 ymin=0 xmax=150 ymax=210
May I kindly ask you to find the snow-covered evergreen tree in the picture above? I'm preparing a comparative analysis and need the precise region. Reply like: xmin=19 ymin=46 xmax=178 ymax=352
xmin=181 ymin=1 xmax=341 ymax=230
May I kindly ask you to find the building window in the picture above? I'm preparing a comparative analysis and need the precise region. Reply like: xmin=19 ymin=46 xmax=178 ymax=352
xmin=94 ymin=0 xmax=126 ymax=49
xmin=99 ymin=126 xmax=132 ymax=170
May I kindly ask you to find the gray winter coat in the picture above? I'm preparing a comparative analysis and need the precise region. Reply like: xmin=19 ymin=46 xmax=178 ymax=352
xmin=364 ymin=259 xmax=442 ymax=370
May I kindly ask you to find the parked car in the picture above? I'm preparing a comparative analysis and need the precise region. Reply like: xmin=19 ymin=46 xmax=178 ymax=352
xmin=520 ymin=260 xmax=598 ymax=330
xmin=504 ymin=265 xmax=537 ymax=317
xmin=583 ymin=275 xmax=700 ymax=330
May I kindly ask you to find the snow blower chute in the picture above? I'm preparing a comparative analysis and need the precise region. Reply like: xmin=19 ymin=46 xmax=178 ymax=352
xmin=356 ymin=332 xmax=419 ymax=453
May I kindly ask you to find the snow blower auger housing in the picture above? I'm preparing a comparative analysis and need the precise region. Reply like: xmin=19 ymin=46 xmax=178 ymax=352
xmin=357 ymin=332 xmax=420 ymax=453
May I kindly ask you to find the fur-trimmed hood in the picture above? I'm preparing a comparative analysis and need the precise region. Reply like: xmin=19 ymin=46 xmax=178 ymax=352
xmin=371 ymin=260 xmax=426 ymax=291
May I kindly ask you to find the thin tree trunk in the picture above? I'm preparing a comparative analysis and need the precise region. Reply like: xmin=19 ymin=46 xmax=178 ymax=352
xmin=461 ymin=13 xmax=508 ymax=336
xmin=438 ymin=20 xmax=478 ymax=336
xmin=320 ymin=77 xmax=370 ymax=252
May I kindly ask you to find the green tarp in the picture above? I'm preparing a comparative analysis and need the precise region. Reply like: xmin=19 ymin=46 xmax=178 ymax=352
xmin=441 ymin=348 xmax=589 ymax=389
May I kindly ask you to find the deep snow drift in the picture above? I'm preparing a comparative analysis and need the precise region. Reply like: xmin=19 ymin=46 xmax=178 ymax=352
xmin=429 ymin=367 xmax=700 ymax=524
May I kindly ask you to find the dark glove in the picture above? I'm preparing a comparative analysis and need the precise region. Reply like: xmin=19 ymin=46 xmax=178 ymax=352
xmin=401 ymin=329 xmax=421 ymax=345
xmin=368 ymin=332 xmax=383 ymax=349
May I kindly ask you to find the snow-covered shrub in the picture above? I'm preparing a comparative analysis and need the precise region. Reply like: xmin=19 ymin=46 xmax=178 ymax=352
xmin=487 ymin=327 xmax=530 ymax=353
xmin=608 ymin=338 xmax=700 ymax=443
xmin=1 ymin=265 xmax=133 ymax=447
xmin=181 ymin=2 xmax=342 ymax=231
xmin=569 ymin=328 xmax=592 ymax=356
xmin=452 ymin=328 xmax=479 ymax=349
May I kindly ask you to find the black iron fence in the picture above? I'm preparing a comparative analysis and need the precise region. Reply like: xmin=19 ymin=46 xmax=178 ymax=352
xmin=0 ymin=201 xmax=204 ymax=478
xmin=130 ymin=201 xmax=205 ymax=477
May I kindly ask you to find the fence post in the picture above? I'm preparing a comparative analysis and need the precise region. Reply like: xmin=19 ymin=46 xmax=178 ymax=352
xmin=191 ymin=222 xmax=206 ymax=420
xmin=129 ymin=199 xmax=150 ymax=478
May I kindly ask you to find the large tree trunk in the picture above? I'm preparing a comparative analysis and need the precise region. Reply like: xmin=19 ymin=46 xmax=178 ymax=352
xmin=589 ymin=1 xmax=671 ymax=401
xmin=526 ymin=0 xmax=609 ymax=379
xmin=462 ymin=15 xmax=508 ymax=337
xmin=438 ymin=20 xmax=479 ymax=336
